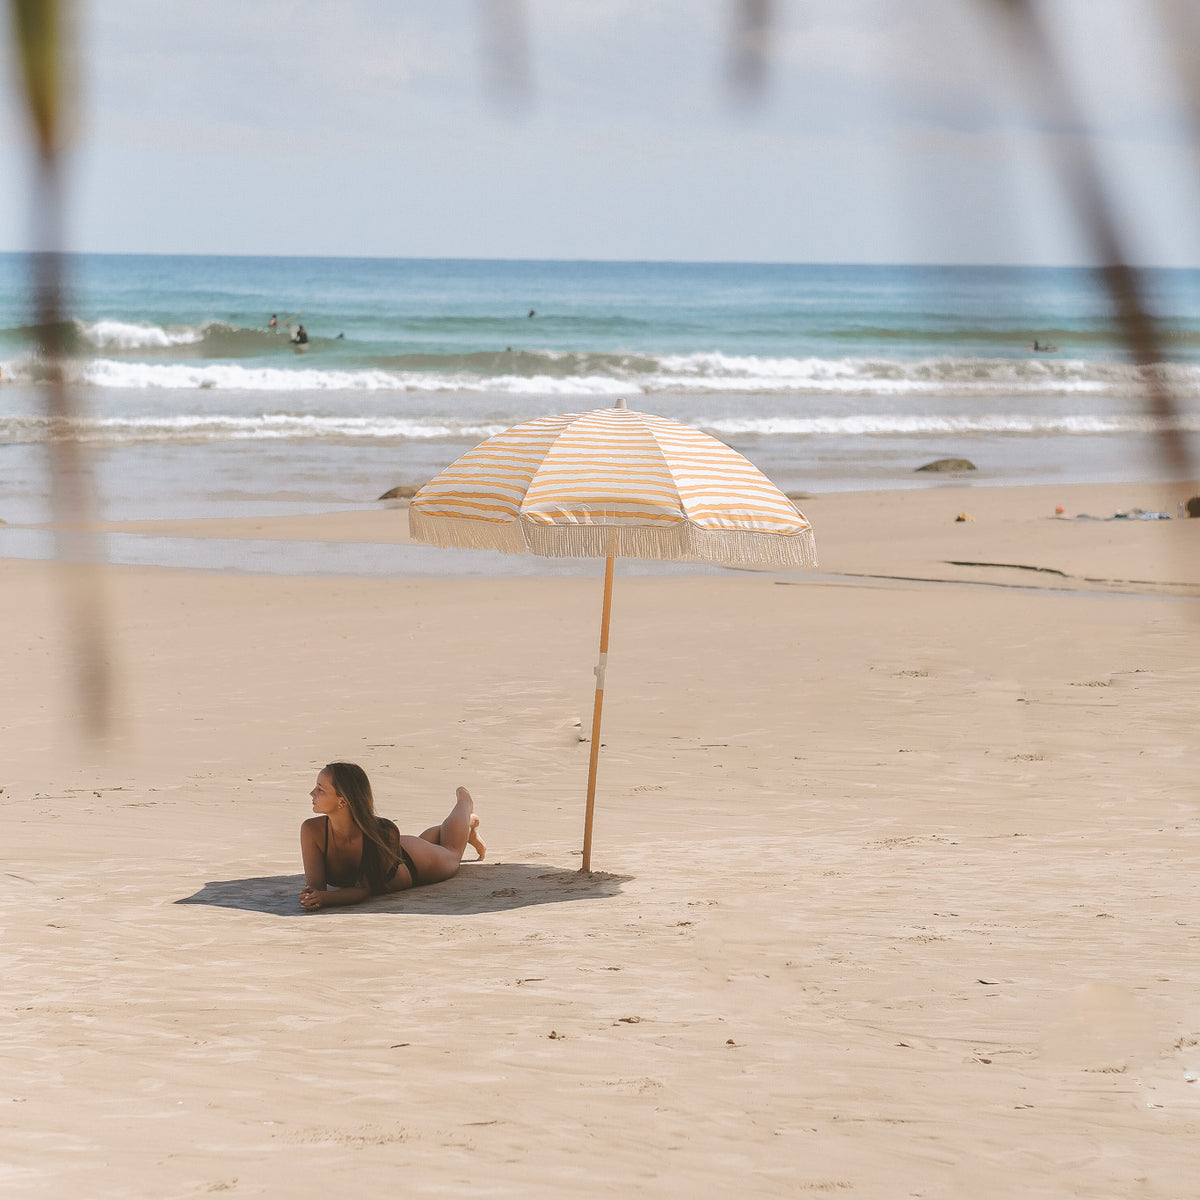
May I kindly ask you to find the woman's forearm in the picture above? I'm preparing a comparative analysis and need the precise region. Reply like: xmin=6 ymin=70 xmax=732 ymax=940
xmin=313 ymin=885 xmax=371 ymax=908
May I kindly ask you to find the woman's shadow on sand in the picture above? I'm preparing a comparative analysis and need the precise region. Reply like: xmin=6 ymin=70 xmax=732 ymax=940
xmin=176 ymin=861 xmax=631 ymax=917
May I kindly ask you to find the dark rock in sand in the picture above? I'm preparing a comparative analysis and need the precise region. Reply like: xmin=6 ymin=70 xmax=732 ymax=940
xmin=916 ymin=458 xmax=976 ymax=473
xmin=1186 ymin=496 xmax=1200 ymax=518
xmin=377 ymin=485 xmax=419 ymax=501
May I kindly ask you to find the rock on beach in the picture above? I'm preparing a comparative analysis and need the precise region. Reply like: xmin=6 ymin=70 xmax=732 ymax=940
xmin=916 ymin=457 xmax=976 ymax=473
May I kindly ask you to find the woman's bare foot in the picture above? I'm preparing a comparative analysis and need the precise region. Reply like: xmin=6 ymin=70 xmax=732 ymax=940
xmin=467 ymin=813 xmax=486 ymax=861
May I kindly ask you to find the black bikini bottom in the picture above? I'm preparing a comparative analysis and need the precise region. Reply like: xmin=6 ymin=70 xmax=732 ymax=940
xmin=397 ymin=844 xmax=420 ymax=887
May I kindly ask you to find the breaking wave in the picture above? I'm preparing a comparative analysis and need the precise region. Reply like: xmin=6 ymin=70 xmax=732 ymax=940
xmin=80 ymin=319 xmax=208 ymax=350
xmin=2 ymin=349 xmax=1199 ymax=398
xmin=5 ymin=409 xmax=1198 ymax=446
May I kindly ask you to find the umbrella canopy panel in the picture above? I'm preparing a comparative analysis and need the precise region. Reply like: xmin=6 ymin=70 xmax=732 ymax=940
xmin=409 ymin=405 xmax=816 ymax=568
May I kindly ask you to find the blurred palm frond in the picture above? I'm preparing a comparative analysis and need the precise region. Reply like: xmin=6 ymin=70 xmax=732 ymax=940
xmin=478 ymin=0 xmax=532 ymax=114
xmin=9 ymin=0 xmax=111 ymax=736
xmin=728 ymin=0 xmax=774 ymax=102
xmin=986 ymin=0 xmax=1191 ymax=480
xmin=10 ymin=0 xmax=62 ymax=156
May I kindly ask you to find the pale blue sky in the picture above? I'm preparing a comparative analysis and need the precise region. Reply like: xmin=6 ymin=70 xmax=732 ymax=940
xmin=1 ymin=0 xmax=1198 ymax=265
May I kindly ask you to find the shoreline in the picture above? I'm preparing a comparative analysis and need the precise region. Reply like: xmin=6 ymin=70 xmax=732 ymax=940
xmin=3 ymin=479 xmax=1198 ymax=594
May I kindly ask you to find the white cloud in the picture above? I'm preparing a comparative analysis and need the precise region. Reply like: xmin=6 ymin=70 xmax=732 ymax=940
xmin=0 ymin=0 xmax=1196 ymax=263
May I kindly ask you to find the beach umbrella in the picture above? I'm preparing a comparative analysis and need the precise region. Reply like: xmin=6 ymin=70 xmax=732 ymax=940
xmin=409 ymin=400 xmax=816 ymax=869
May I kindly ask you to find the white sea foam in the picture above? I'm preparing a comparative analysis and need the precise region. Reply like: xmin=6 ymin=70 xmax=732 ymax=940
xmin=79 ymin=320 xmax=206 ymax=350
xmin=654 ymin=352 xmax=1195 ymax=396
xmin=4 ymin=409 xmax=1197 ymax=446
xmin=0 ymin=412 xmax=513 ymax=445
xmin=700 ymin=413 xmax=1200 ymax=436
xmin=56 ymin=359 xmax=638 ymax=394
xmin=2 ymin=350 xmax=1198 ymax=398
xmin=80 ymin=360 xmax=407 ymax=391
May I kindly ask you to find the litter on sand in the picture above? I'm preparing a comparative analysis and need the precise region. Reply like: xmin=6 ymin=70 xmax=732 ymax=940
xmin=1054 ymin=508 xmax=1172 ymax=521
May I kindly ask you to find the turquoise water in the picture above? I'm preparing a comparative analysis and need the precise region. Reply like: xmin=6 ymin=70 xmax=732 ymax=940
xmin=1 ymin=254 xmax=1198 ymax=527
xmin=6 ymin=255 xmax=1200 ymax=377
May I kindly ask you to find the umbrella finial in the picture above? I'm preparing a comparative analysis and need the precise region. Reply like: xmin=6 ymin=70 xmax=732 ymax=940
xmin=614 ymin=398 xmax=627 ymax=409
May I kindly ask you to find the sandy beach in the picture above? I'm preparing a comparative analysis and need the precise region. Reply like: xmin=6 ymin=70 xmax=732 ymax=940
xmin=3 ymin=480 xmax=1199 ymax=1198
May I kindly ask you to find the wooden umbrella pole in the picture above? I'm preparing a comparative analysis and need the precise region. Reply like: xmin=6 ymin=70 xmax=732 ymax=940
xmin=581 ymin=554 xmax=615 ymax=872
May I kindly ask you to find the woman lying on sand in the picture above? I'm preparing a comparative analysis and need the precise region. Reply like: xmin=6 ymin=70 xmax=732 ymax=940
xmin=299 ymin=762 xmax=485 ymax=911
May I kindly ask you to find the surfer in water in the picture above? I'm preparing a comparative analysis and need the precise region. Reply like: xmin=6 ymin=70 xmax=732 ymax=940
xmin=291 ymin=324 xmax=309 ymax=346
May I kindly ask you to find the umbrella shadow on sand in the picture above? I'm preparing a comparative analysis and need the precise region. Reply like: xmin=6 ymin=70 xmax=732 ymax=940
xmin=175 ymin=861 xmax=631 ymax=918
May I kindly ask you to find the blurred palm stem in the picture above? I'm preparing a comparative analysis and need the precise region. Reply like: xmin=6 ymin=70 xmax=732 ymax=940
xmin=990 ymin=0 xmax=1192 ymax=481
xmin=10 ymin=0 xmax=111 ymax=735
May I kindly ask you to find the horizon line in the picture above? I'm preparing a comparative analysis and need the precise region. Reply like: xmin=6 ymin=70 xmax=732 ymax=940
xmin=0 ymin=249 xmax=1196 ymax=272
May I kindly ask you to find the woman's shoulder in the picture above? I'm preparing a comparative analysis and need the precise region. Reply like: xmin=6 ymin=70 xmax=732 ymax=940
xmin=300 ymin=814 xmax=327 ymax=838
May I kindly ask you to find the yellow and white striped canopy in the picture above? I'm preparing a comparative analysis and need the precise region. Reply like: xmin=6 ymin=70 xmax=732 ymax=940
xmin=409 ymin=403 xmax=816 ymax=568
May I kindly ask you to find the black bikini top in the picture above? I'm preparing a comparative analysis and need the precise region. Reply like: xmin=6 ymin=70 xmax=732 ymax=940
xmin=321 ymin=816 xmax=416 ymax=890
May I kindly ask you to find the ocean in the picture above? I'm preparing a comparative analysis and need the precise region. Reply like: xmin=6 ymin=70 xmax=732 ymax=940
xmin=2 ymin=254 xmax=1199 ymax=536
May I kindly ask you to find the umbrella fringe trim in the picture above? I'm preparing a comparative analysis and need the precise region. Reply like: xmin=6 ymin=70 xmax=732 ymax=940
xmin=409 ymin=510 xmax=818 ymax=568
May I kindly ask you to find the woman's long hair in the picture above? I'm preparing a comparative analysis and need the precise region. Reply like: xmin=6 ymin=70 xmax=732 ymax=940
xmin=325 ymin=761 xmax=399 ymax=894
